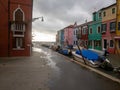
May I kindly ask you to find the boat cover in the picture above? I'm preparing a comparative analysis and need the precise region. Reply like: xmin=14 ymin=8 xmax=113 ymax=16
xmin=75 ymin=50 xmax=99 ymax=61
xmin=62 ymin=50 xmax=68 ymax=55
xmin=59 ymin=49 xmax=68 ymax=55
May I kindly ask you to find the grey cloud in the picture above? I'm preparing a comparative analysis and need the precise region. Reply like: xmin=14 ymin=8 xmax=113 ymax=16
xmin=32 ymin=0 xmax=116 ymax=35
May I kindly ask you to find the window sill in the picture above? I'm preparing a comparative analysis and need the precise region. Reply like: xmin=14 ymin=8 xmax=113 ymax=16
xmin=110 ymin=30 xmax=115 ymax=33
xmin=13 ymin=48 xmax=25 ymax=50
xmin=109 ymin=46 xmax=114 ymax=48
xmin=102 ymin=31 xmax=106 ymax=33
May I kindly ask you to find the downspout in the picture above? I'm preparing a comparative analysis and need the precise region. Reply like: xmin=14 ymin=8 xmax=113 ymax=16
xmin=116 ymin=0 xmax=119 ymax=54
xmin=8 ymin=0 xmax=10 ymax=57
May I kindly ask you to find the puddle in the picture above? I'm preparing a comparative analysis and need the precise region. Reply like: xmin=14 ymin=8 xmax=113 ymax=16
xmin=47 ymin=56 xmax=60 ymax=71
xmin=33 ymin=48 xmax=42 ymax=53
xmin=46 ymin=55 xmax=61 ymax=85
xmin=46 ymin=53 xmax=62 ymax=85
xmin=33 ymin=47 xmax=60 ymax=72
xmin=33 ymin=48 xmax=60 ymax=77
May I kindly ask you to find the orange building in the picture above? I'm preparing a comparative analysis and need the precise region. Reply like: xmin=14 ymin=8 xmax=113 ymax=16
xmin=0 ymin=0 xmax=33 ymax=57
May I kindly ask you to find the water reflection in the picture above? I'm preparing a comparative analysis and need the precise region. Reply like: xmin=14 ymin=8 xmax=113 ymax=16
xmin=47 ymin=55 xmax=60 ymax=72
xmin=33 ymin=47 xmax=42 ymax=53
xmin=33 ymin=47 xmax=60 ymax=72
xmin=46 ymin=51 xmax=61 ymax=82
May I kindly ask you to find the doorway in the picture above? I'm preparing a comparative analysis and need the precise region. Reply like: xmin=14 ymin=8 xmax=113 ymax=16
xmin=104 ymin=39 xmax=107 ymax=49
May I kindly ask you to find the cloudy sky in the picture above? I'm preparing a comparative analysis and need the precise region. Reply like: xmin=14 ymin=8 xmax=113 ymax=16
xmin=32 ymin=0 xmax=116 ymax=42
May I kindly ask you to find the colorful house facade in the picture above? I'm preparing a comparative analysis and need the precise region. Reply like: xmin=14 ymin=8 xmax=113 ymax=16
xmin=64 ymin=25 xmax=74 ymax=47
xmin=56 ymin=31 xmax=61 ymax=46
xmin=56 ymin=29 xmax=64 ymax=48
xmin=56 ymin=1 xmax=120 ymax=55
xmin=101 ymin=3 xmax=116 ymax=54
xmin=88 ymin=10 xmax=102 ymax=50
xmin=60 ymin=29 xmax=64 ymax=48
xmin=115 ymin=0 xmax=120 ymax=54
xmin=0 ymin=0 xmax=33 ymax=57
xmin=73 ymin=22 xmax=78 ymax=46
xmin=79 ymin=21 xmax=92 ymax=49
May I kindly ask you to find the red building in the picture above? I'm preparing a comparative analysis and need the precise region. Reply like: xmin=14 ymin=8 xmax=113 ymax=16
xmin=0 ymin=0 xmax=33 ymax=57
xmin=78 ymin=21 xmax=92 ymax=48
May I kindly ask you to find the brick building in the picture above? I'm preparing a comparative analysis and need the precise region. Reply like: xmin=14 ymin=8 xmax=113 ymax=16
xmin=0 ymin=0 xmax=33 ymax=57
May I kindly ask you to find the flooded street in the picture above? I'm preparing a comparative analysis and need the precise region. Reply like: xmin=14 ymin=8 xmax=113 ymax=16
xmin=34 ymin=46 xmax=120 ymax=90
xmin=0 ymin=46 xmax=120 ymax=90
xmin=1 ymin=0 xmax=120 ymax=90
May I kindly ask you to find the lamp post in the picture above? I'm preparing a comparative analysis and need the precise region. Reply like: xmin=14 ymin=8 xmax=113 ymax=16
xmin=32 ymin=16 xmax=44 ymax=22
xmin=30 ymin=16 xmax=44 ymax=55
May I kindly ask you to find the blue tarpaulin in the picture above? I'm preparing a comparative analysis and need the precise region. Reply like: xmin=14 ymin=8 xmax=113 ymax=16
xmin=59 ymin=49 xmax=68 ymax=55
xmin=76 ymin=50 xmax=81 ymax=55
xmin=75 ymin=49 xmax=99 ymax=61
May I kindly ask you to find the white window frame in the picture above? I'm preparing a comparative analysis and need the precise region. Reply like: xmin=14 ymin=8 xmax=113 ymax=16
xmin=112 ymin=8 xmax=115 ymax=14
xmin=89 ymin=28 xmax=92 ymax=34
xmin=13 ymin=37 xmax=24 ymax=50
xmin=119 ymin=40 xmax=120 ymax=48
xmin=13 ymin=5 xmax=25 ymax=21
xmin=97 ymin=26 xmax=101 ymax=33
xmin=109 ymin=40 xmax=114 ymax=48
xmin=16 ymin=38 xmax=23 ymax=49
xmin=11 ymin=5 xmax=25 ymax=36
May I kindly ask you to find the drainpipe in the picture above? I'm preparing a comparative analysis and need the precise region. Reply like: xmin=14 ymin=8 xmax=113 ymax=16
xmin=8 ymin=0 xmax=10 ymax=56
xmin=116 ymin=0 xmax=120 ymax=54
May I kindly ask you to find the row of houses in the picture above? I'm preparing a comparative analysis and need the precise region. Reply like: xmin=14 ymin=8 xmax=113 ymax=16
xmin=56 ymin=1 xmax=120 ymax=54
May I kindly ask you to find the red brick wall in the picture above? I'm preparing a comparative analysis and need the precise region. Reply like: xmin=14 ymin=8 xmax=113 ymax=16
xmin=10 ymin=0 xmax=33 ymax=56
xmin=0 ymin=0 xmax=33 ymax=57
xmin=0 ymin=0 xmax=9 ymax=57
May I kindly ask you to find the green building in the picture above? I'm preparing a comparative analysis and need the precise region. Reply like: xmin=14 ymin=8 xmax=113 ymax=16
xmin=88 ymin=10 xmax=102 ymax=50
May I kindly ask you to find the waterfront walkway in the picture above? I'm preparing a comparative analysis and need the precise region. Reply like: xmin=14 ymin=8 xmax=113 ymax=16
xmin=108 ymin=54 xmax=120 ymax=67
xmin=0 ymin=48 xmax=120 ymax=85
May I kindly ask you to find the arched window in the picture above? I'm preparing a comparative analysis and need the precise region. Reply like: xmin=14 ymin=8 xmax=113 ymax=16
xmin=12 ymin=7 xmax=25 ymax=31
xmin=15 ymin=9 xmax=23 ymax=21
xmin=12 ymin=7 xmax=25 ymax=49
xmin=13 ymin=6 xmax=25 ymax=21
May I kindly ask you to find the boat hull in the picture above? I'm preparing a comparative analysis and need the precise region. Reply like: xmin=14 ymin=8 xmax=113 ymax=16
xmin=72 ymin=52 xmax=99 ymax=68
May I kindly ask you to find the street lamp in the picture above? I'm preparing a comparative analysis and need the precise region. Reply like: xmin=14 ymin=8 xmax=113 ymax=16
xmin=31 ymin=16 xmax=44 ymax=54
xmin=32 ymin=16 xmax=44 ymax=22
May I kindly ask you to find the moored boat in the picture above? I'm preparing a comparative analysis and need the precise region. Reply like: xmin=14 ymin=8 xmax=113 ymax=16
xmin=72 ymin=49 xmax=110 ymax=68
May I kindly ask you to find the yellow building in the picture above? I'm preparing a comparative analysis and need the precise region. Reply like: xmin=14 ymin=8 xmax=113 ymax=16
xmin=102 ymin=4 xmax=116 ymax=22
xmin=115 ymin=0 xmax=120 ymax=54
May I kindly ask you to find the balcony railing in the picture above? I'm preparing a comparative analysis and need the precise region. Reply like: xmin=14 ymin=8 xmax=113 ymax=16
xmin=11 ymin=23 xmax=25 ymax=32
xmin=11 ymin=21 xmax=26 ymax=37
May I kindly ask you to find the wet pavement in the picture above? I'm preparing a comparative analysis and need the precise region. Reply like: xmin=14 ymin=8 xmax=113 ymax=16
xmin=0 ymin=46 xmax=120 ymax=90
xmin=108 ymin=54 xmax=120 ymax=67
xmin=42 ymin=47 xmax=120 ymax=90
xmin=0 ymin=48 xmax=51 ymax=90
